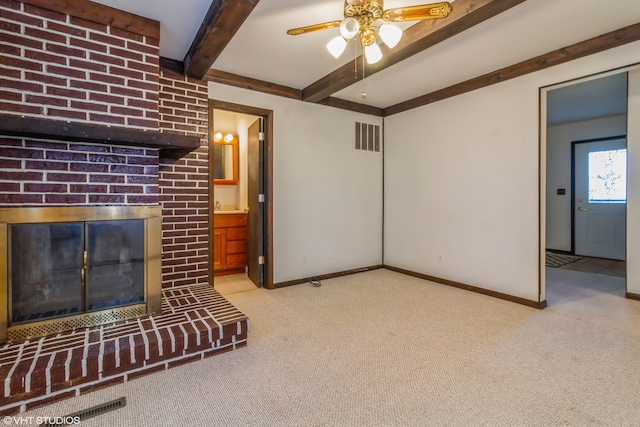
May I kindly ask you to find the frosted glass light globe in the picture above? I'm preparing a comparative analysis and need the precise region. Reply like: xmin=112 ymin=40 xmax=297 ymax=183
xmin=364 ymin=43 xmax=382 ymax=64
xmin=379 ymin=24 xmax=402 ymax=48
xmin=340 ymin=17 xmax=360 ymax=40
xmin=326 ymin=36 xmax=348 ymax=58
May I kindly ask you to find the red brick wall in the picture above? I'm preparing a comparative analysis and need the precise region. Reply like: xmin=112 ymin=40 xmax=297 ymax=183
xmin=0 ymin=1 xmax=212 ymax=289
xmin=0 ymin=137 xmax=159 ymax=205
xmin=158 ymin=70 xmax=210 ymax=289
xmin=0 ymin=0 xmax=159 ymax=130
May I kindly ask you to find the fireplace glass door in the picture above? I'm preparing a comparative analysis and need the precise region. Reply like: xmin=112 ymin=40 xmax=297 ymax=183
xmin=9 ymin=220 xmax=145 ymax=326
xmin=86 ymin=220 xmax=144 ymax=310
xmin=11 ymin=223 xmax=84 ymax=324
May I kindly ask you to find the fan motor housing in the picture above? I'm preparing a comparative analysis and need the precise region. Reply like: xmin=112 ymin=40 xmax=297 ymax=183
xmin=344 ymin=0 xmax=384 ymax=20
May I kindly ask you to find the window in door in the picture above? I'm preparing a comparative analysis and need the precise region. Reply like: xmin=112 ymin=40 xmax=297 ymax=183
xmin=588 ymin=148 xmax=627 ymax=203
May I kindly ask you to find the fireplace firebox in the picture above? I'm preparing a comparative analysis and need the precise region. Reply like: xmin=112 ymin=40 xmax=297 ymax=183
xmin=0 ymin=206 xmax=162 ymax=343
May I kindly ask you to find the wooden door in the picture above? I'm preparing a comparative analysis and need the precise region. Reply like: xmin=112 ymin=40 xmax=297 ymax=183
xmin=247 ymin=118 xmax=264 ymax=287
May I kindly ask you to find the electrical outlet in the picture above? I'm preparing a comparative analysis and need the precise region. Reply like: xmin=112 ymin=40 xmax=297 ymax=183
xmin=302 ymin=255 xmax=307 ymax=264
xmin=437 ymin=254 xmax=443 ymax=264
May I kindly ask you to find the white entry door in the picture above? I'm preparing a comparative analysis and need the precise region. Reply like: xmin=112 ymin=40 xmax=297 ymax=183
xmin=574 ymin=138 xmax=627 ymax=260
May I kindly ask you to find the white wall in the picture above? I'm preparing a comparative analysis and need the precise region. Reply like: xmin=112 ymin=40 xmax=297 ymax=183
xmin=209 ymin=83 xmax=383 ymax=283
xmin=546 ymin=115 xmax=627 ymax=251
xmin=384 ymin=41 xmax=640 ymax=302
xmin=627 ymin=70 xmax=640 ymax=295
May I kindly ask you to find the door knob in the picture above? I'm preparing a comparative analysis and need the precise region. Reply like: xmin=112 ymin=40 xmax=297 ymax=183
xmin=578 ymin=206 xmax=588 ymax=211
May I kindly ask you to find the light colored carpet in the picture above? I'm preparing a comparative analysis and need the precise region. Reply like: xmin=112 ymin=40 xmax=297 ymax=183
xmin=18 ymin=269 xmax=640 ymax=426
xmin=545 ymin=252 xmax=583 ymax=268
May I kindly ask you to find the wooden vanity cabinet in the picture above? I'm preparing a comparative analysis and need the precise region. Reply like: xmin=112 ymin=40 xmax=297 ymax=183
xmin=213 ymin=213 xmax=247 ymax=276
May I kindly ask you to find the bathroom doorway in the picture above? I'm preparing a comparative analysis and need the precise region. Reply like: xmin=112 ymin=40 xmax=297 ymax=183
xmin=208 ymin=100 xmax=274 ymax=291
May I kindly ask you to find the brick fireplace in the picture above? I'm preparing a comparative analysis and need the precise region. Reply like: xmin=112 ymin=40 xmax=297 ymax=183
xmin=0 ymin=205 xmax=163 ymax=343
xmin=0 ymin=0 xmax=249 ymax=415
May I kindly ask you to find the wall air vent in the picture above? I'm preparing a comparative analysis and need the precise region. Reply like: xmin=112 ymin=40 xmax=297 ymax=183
xmin=354 ymin=122 xmax=381 ymax=153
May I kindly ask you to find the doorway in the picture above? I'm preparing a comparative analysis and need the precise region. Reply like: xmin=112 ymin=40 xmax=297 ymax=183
xmin=541 ymin=71 xmax=629 ymax=304
xmin=208 ymin=100 xmax=274 ymax=292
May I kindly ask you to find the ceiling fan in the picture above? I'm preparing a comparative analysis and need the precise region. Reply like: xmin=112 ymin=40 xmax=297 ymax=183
xmin=287 ymin=0 xmax=453 ymax=64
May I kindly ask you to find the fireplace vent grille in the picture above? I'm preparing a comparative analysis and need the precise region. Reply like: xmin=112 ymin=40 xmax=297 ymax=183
xmin=8 ymin=304 xmax=147 ymax=341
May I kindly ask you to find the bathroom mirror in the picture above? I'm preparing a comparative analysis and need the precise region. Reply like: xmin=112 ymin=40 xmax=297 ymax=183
xmin=213 ymin=138 xmax=238 ymax=185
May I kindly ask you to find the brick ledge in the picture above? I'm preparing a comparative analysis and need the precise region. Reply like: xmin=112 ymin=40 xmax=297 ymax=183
xmin=0 ymin=285 xmax=248 ymax=415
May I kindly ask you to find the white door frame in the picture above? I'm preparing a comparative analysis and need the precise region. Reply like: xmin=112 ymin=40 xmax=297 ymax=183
xmin=209 ymin=100 xmax=275 ymax=289
xmin=539 ymin=68 xmax=634 ymax=303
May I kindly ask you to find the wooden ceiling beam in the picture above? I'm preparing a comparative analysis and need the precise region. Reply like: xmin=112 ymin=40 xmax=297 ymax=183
xmin=204 ymin=69 xmax=302 ymax=100
xmin=383 ymin=22 xmax=640 ymax=116
xmin=183 ymin=0 xmax=260 ymax=80
xmin=301 ymin=0 xmax=527 ymax=103
xmin=316 ymin=98 xmax=384 ymax=117
xmin=159 ymin=57 xmax=185 ymax=76
xmin=204 ymin=69 xmax=383 ymax=116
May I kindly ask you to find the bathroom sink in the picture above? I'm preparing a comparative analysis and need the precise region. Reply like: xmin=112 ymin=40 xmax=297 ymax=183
xmin=214 ymin=205 xmax=247 ymax=214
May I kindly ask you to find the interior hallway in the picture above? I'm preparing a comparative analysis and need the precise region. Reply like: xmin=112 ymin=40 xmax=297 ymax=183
xmin=557 ymin=256 xmax=626 ymax=278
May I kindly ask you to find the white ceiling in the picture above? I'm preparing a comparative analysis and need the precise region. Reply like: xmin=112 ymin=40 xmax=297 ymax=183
xmin=547 ymin=72 xmax=628 ymax=127
xmin=90 ymin=0 xmax=640 ymax=118
xmin=91 ymin=0 xmax=212 ymax=60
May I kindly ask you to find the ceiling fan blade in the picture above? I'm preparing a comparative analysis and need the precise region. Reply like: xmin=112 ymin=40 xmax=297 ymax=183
xmin=287 ymin=21 xmax=342 ymax=36
xmin=382 ymin=2 xmax=452 ymax=22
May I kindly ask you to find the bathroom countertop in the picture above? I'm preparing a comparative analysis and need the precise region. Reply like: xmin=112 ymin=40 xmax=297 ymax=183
xmin=214 ymin=210 xmax=247 ymax=214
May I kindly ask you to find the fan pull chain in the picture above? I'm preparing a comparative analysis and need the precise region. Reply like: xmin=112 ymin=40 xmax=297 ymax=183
xmin=354 ymin=40 xmax=358 ymax=80
xmin=361 ymin=45 xmax=367 ymax=99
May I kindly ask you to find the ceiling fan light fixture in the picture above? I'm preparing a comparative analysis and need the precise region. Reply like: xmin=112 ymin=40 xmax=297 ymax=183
xmin=364 ymin=42 xmax=382 ymax=64
xmin=359 ymin=27 xmax=377 ymax=47
xmin=340 ymin=17 xmax=360 ymax=40
xmin=326 ymin=35 xmax=348 ymax=58
xmin=379 ymin=23 xmax=402 ymax=48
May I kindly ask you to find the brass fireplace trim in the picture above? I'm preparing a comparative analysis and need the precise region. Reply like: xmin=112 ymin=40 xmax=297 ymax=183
xmin=0 ymin=206 xmax=162 ymax=343
xmin=8 ymin=304 xmax=148 ymax=342
xmin=0 ymin=205 xmax=160 ymax=223
xmin=0 ymin=223 xmax=6 ymax=343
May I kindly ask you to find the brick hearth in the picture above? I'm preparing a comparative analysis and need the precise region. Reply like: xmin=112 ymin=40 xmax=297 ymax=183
xmin=0 ymin=285 xmax=248 ymax=416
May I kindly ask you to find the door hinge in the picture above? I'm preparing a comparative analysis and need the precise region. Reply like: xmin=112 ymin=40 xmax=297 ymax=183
xmin=258 ymin=256 xmax=265 ymax=265
xmin=258 ymin=194 xmax=265 ymax=203
xmin=258 ymin=132 xmax=265 ymax=141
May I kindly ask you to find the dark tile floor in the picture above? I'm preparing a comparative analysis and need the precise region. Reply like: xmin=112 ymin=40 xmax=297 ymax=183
xmin=559 ymin=256 xmax=626 ymax=278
